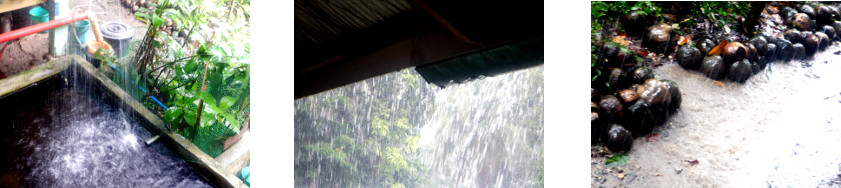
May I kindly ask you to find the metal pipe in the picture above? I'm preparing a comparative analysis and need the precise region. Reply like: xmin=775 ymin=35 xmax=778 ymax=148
xmin=0 ymin=13 xmax=88 ymax=43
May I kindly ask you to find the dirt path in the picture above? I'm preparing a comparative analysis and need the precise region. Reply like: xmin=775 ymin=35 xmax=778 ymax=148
xmin=592 ymin=42 xmax=841 ymax=187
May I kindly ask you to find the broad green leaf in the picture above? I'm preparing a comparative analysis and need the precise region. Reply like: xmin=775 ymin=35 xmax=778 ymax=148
xmin=197 ymin=91 xmax=217 ymax=107
xmin=185 ymin=59 xmax=198 ymax=72
xmin=204 ymin=102 xmax=221 ymax=114
xmin=222 ymin=112 xmax=241 ymax=131
xmin=201 ymin=112 xmax=215 ymax=128
xmin=164 ymin=106 xmax=183 ymax=122
xmin=152 ymin=17 xmax=165 ymax=27
xmin=184 ymin=108 xmax=197 ymax=126
xmin=219 ymin=96 xmax=235 ymax=109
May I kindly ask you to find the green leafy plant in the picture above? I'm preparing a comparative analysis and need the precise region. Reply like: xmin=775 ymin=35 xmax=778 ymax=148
xmin=119 ymin=0 xmax=251 ymax=157
xmin=693 ymin=2 xmax=750 ymax=31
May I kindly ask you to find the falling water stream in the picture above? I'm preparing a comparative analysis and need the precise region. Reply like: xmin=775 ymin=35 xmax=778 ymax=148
xmin=294 ymin=65 xmax=544 ymax=187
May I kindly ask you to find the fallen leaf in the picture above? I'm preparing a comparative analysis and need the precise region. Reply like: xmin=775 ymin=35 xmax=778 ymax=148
xmin=613 ymin=35 xmax=630 ymax=46
xmin=686 ymin=159 xmax=699 ymax=165
xmin=645 ymin=132 xmax=661 ymax=142
xmin=678 ymin=35 xmax=691 ymax=46
xmin=708 ymin=40 xmax=728 ymax=55
xmin=713 ymin=80 xmax=724 ymax=87
xmin=606 ymin=154 xmax=630 ymax=167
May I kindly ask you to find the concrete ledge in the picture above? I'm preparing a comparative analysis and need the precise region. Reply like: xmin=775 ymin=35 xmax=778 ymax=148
xmin=4 ymin=56 xmax=249 ymax=188
xmin=0 ymin=56 xmax=70 ymax=98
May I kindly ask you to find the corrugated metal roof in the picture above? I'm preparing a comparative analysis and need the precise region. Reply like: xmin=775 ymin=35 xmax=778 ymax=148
xmin=294 ymin=0 xmax=414 ymax=54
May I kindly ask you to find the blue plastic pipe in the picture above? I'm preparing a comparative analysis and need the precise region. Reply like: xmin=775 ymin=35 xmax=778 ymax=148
xmin=106 ymin=62 xmax=169 ymax=110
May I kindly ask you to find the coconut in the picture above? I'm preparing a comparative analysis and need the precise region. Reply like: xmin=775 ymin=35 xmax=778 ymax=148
xmin=761 ymin=43 xmax=777 ymax=62
xmin=722 ymin=42 xmax=747 ymax=63
xmin=661 ymin=79 xmax=681 ymax=113
xmin=800 ymin=5 xmax=816 ymax=19
xmin=700 ymin=55 xmax=726 ymax=80
xmin=606 ymin=124 xmax=633 ymax=152
xmin=803 ymin=32 xmax=820 ymax=55
xmin=749 ymin=36 xmax=768 ymax=52
xmin=599 ymin=95 xmax=623 ymax=115
xmin=699 ymin=38 xmax=717 ymax=55
xmin=618 ymin=89 xmax=639 ymax=104
xmin=644 ymin=23 xmax=673 ymax=52
xmin=792 ymin=43 xmax=807 ymax=60
xmin=632 ymin=67 xmax=653 ymax=83
xmin=776 ymin=39 xmax=794 ymax=61
xmin=785 ymin=29 xmax=804 ymax=43
xmin=792 ymin=13 xmax=813 ymax=31
xmin=728 ymin=59 xmax=753 ymax=83
xmin=815 ymin=31 xmax=830 ymax=51
xmin=676 ymin=45 xmax=703 ymax=70
xmin=608 ymin=68 xmax=625 ymax=87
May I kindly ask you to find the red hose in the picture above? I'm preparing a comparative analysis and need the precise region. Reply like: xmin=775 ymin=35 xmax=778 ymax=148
xmin=0 ymin=14 xmax=89 ymax=44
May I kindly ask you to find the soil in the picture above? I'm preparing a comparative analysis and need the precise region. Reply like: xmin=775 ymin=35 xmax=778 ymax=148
xmin=0 ymin=0 xmax=148 ymax=77
xmin=0 ymin=34 xmax=49 ymax=76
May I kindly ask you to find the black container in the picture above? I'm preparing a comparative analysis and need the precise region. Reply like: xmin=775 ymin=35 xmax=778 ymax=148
xmin=100 ymin=22 xmax=134 ymax=58
xmin=11 ymin=6 xmax=34 ymax=30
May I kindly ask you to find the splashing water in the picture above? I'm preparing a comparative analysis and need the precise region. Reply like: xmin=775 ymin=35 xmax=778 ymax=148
xmin=295 ymin=64 xmax=543 ymax=187
xmin=0 ymin=75 xmax=211 ymax=187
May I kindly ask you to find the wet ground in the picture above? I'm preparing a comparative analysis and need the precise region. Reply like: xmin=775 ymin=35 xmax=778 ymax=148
xmin=592 ymin=41 xmax=841 ymax=187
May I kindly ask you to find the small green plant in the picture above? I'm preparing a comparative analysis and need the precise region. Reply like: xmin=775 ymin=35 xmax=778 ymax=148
xmin=693 ymin=2 xmax=750 ymax=31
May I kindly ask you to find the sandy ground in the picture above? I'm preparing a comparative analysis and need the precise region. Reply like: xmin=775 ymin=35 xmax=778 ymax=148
xmin=592 ymin=42 xmax=841 ymax=187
